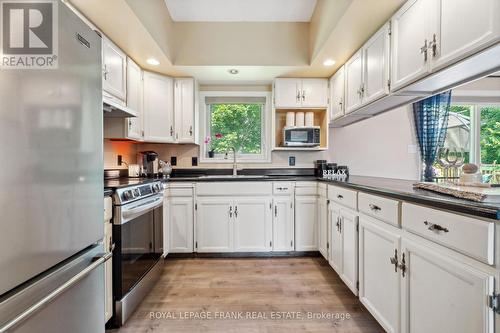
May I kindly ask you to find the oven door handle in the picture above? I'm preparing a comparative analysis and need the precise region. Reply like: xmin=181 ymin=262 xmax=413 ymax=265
xmin=121 ymin=196 xmax=163 ymax=223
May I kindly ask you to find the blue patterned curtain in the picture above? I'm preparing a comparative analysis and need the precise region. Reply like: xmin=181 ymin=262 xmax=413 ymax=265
xmin=413 ymin=91 xmax=452 ymax=182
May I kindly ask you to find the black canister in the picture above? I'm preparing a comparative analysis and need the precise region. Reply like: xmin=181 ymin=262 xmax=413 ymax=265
xmin=314 ymin=160 xmax=327 ymax=177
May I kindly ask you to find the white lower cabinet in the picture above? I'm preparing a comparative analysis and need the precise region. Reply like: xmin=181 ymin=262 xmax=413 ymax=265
xmin=318 ymin=196 xmax=329 ymax=259
xmin=329 ymin=203 xmax=359 ymax=295
xmin=168 ymin=196 xmax=194 ymax=253
xmin=272 ymin=197 xmax=295 ymax=251
xmin=196 ymin=197 xmax=233 ymax=252
xmin=359 ymin=215 xmax=401 ymax=333
xmin=401 ymin=237 xmax=495 ymax=333
xmin=295 ymin=196 xmax=318 ymax=251
xmin=233 ymin=198 xmax=272 ymax=252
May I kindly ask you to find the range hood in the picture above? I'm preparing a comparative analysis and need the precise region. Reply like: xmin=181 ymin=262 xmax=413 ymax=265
xmin=103 ymin=97 xmax=137 ymax=118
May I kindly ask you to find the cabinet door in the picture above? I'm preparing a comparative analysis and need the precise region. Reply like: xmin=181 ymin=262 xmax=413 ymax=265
xmin=174 ymin=78 xmax=195 ymax=143
xmin=339 ymin=208 xmax=359 ymax=296
xmin=401 ymin=238 xmax=495 ymax=333
xmin=102 ymin=37 xmax=126 ymax=101
xmin=126 ymin=58 xmax=143 ymax=140
xmin=390 ymin=0 xmax=432 ymax=91
xmin=301 ymin=79 xmax=329 ymax=108
xmin=330 ymin=66 xmax=345 ymax=121
xmin=274 ymin=78 xmax=302 ymax=109
xmin=329 ymin=204 xmax=342 ymax=274
xmin=168 ymin=196 xmax=194 ymax=253
xmin=272 ymin=197 xmax=295 ymax=251
xmin=318 ymin=196 xmax=329 ymax=259
xmin=233 ymin=198 xmax=272 ymax=252
xmin=359 ymin=215 xmax=401 ymax=333
xmin=295 ymin=196 xmax=318 ymax=251
xmin=344 ymin=50 xmax=363 ymax=114
xmin=430 ymin=0 xmax=500 ymax=71
xmin=163 ymin=195 xmax=169 ymax=256
xmin=362 ymin=23 xmax=390 ymax=105
xmin=196 ymin=197 xmax=233 ymax=252
xmin=143 ymin=72 xmax=174 ymax=142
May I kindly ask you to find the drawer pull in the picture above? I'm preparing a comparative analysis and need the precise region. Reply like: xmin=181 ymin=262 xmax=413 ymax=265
xmin=369 ymin=204 xmax=381 ymax=212
xmin=337 ymin=194 xmax=343 ymax=199
xmin=424 ymin=221 xmax=449 ymax=233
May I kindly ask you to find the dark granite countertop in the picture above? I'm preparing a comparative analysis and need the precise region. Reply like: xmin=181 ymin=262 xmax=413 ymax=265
xmin=102 ymin=169 xmax=500 ymax=220
xmin=318 ymin=176 xmax=500 ymax=221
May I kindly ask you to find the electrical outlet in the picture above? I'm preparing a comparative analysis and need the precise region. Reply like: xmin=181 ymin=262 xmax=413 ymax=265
xmin=289 ymin=156 xmax=296 ymax=166
xmin=117 ymin=155 xmax=122 ymax=166
xmin=192 ymin=157 xmax=198 ymax=166
xmin=171 ymin=156 xmax=177 ymax=166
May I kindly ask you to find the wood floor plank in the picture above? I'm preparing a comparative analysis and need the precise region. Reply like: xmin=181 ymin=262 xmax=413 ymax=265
xmin=111 ymin=257 xmax=383 ymax=333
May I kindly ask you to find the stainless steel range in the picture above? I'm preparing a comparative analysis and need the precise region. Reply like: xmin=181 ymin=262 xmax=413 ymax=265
xmin=111 ymin=180 xmax=164 ymax=327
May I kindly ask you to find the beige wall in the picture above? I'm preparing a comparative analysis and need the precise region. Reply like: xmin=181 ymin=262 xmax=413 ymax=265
xmin=104 ymin=140 xmax=138 ymax=170
xmin=330 ymin=106 xmax=421 ymax=180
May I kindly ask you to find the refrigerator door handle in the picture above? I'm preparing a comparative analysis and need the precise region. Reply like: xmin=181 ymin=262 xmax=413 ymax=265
xmin=0 ymin=253 xmax=111 ymax=333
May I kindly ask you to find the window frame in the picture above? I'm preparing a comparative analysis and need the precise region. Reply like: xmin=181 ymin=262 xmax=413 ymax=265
xmin=199 ymin=91 xmax=272 ymax=164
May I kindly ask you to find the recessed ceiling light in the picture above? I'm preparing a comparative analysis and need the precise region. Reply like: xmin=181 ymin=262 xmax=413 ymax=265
xmin=228 ymin=69 xmax=239 ymax=75
xmin=146 ymin=58 xmax=160 ymax=66
xmin=323 ymin=59 xmax=336 ymax=67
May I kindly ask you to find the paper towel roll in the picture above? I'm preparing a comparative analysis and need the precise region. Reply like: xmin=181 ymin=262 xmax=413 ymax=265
xmin=295 ymin=112 xmax=305 ymax=127
xmin=286 ymin=112 xmax=295 ymax=127
xmin=305 ymin=112 xmax=314 ymax=127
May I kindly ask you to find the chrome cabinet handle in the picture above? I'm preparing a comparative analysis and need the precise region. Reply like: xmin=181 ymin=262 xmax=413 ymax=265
xmin=399 ymin=253 xmax=406 ymax=277
xmin=420 ymin=39 xmax=428 ymax=62
xmin=390 ymin=249 xmax=398 ymax=272
xmin=369 ymin=204 xmax=381 ymax=212
xmin=296 ymin=90 xmax=301 ymax=102
xmin=301 ymin=90 xmax=305 ymax=101
xmin=189 ymin=126 xmax=193 ymax=136
xmin=103 ymin=64 xmax=109 ymax=80
xmin=128 ymin=119 xmax=132 ymax=128
xmin=229 ymin=206 xmax=232 ymax=218
xmin=424 ymin=221 xmax=449 ymax=233
xmin=274 ymin=205 xmax=277 ymax=217
xmin=337 ymin=194 xmax=343 ymax=199
xmin=430 ymin=33 xmax=438 ymax=57
xmin=170 ymin=126 xmax=174 ymax=136
xmin=234 ymin=206 xmax=238 ymax=218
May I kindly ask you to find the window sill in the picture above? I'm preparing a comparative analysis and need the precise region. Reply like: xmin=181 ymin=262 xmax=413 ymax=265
xmin=199 ymin=156 xmax=271 ymax=164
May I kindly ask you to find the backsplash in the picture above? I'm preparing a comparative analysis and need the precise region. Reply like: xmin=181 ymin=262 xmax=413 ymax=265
xmin=104 ymin=140 xmax=138 ymax=170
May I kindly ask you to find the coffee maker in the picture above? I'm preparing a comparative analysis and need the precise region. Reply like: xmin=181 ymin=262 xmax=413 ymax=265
xmin=137 ymin=151 xmax=159 ymax=177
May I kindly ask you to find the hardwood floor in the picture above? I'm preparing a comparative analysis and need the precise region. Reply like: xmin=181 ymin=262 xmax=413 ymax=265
xmin=112 ymin=257 xmax=383 ymax=333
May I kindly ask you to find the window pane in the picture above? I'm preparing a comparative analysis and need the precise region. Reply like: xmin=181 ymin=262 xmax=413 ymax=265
xmin=210 ymin=103 xmax=262 ymax=154
xmin=479 ymin=106 xmax=500 ymax=184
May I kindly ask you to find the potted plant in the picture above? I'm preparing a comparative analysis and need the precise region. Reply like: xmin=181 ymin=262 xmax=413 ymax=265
xmin=205 ymin=133 xmax=223 ymax=158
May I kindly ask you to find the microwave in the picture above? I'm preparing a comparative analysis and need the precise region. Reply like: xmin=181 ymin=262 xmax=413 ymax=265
xmin=283 ymin=126 xmax=321 ymax=147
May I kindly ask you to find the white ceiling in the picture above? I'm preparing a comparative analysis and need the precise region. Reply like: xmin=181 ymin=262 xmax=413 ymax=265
xmin=164 ymin=0 xmax=318 ymax=22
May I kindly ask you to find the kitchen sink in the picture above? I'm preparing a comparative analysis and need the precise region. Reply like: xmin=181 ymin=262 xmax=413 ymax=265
xmin=198 ymin=175 xmax=269 ymax=179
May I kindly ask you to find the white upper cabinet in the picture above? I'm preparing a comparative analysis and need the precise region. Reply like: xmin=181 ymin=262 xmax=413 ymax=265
xmin=362 ymin=23 xmax=390 ymax=105
xmin=344 ymin=50 xmax=364 ymax=114
xmin=391 ymin=0 xmax=432 ymax=92
xmin=126 ymin=58 xmax=143 ymax=140
xmin=274 ymin=78 xmax=302 ymax=108
xmin=274 ymin=78 xmax=328 ymax=109
xmin=102 ymin=36 xmax=127 ymax=102
xmin=430 ymin=0 xmax=500 ymax=71
xmin=143 ymin=71 xmax=174 ymax=143
xmin=401 ymin=238 xmax=495 ymax=333
xmin=174 ymin=78 xmax=196 ymax=143
xmin=329 ymin=66 xmax=345 ymax=121
xmin=301 ymin=79 xmax=329 ymax=108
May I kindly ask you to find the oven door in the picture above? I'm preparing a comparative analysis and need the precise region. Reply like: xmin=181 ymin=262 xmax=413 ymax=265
xmin=113 ymin=195 xmax=163 ymax=299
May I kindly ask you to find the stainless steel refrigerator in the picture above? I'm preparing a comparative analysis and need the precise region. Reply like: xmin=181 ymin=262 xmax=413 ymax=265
xmin=0 ymin=1 xmax=107 ymax=332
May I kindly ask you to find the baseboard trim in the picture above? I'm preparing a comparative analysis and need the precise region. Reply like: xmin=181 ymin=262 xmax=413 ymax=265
xmin=165 ymin=251 xmax=321 ymax=259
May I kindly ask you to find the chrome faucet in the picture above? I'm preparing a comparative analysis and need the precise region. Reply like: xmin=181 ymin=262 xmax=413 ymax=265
xmin=225 ymin=147 xmax=238 ymax=176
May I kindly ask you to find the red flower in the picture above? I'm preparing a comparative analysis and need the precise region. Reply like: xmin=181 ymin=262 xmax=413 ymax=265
xmin=215 ymin=133 xmax=223 ymax=139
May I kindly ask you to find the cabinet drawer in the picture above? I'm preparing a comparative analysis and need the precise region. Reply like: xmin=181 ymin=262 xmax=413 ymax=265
xmin=358 ymin=192 xmax=400 ymax=226
xmin=273 ymin=182 xmax=293 ymax=195
xmin=196 ymin=182 xmax=272 ymax=196
xmin=402 ymin=203 xmax=495 ymax=265
xmin=104 ymin=197 xmax=112 ymax=222
xmin=295 ymin=182 xmax=317 ymax=196
xmin=327 ymin=185 xmax=357 ymax=210
xmin=166 ymin=187 xmax=193 ymax=197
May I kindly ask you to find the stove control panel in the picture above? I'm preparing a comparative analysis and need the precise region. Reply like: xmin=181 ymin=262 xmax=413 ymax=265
xmin=114 ymin=181 xmax=164 ymax=205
